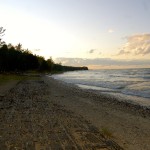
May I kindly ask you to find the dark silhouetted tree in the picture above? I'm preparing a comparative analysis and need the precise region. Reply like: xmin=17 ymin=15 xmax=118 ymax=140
xmin=0 ymin=27 xmax=88 ymax=73
xmin=0 ymin=27 xmax=6 ymax=46
xmin=46 ymin=57 xmax=54 ymax=72
xmin=15 ymin=43 xmax=22 ymax=51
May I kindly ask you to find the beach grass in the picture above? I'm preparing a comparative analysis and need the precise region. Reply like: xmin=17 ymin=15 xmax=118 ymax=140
xmin=0 ymin=73 xmax=40 ymax=85
xmin=101 ymin=127 xmax=113 ymax=138
xmin=0 ymin=74 xmax=22 ymax=84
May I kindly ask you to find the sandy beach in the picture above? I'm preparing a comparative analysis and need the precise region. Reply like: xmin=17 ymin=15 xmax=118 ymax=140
xmin=0 ymin=75 xmax=150 ymax=150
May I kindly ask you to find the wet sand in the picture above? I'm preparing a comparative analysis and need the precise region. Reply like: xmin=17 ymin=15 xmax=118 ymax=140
xmin=0 ymin=76 xmax=150 ymax=149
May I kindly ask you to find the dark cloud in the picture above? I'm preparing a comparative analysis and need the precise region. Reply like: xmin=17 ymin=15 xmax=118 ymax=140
xmin=55 ymin=57 xmax=150 ymax=67
xmin=88 ymin=49 xmax=96 ymax=54
xmin=88 ymin=49 xmax=102 ymax=55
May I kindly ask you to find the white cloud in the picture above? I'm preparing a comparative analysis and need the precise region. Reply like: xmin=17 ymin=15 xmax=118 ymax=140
xmin=108 ymin=29 xmax=114 ymax=33
xmin=34 ymin=49 xmax=41 ymax=52
xmin=118 ymin=34 xmax=150 ymax=55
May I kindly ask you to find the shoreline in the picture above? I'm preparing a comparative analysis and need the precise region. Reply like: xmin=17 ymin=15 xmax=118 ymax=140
xmin=0 ymin=75 xmax=150 ymax=149
xmin=52 ymin=68 xmax=150 ymax=108
xmin=77 ymin=83 xmax=150 ymax=108
xmin=44 ymin=76 xmax=150 ymax=149
xmin=49 ymin=76 xmax=150 ymax=118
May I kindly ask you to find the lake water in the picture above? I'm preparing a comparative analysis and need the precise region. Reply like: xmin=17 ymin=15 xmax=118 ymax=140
xmin=51 ymin=68 xmax=150 ymax=107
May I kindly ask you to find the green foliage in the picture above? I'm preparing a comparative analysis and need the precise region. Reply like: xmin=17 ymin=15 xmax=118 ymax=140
xmin=101 ymin=127 xmax=113 ymax=138
xmin=0 ymin=74 xmax=24 ymax=85
xmin=0 ymin=74 xmax=40 ymax=85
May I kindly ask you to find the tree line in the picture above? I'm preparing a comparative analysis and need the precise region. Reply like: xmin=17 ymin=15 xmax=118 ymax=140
xmin=0 ymin=27 xmax=88 ymax=73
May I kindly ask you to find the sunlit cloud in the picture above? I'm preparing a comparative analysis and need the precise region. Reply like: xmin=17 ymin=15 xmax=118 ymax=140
xmin=118 ymin=34 xmax=150 ymax=55
xmin=118 ymin=50 xmax=130 ymax=55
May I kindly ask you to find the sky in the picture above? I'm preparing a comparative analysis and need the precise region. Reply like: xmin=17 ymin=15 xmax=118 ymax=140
xmin=0 ymin=0 xmax=150 ymax=69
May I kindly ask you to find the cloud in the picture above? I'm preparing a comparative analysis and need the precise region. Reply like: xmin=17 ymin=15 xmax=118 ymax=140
xmin=88 ymin=49 xmax=96 ymax=54
xmin=118 ymin=34 xmax=150 ymax=55
xmin=117 ymin=50 xmax=130 ymax=55
xmin=34 ymin=49 xmax=41 ymax=52
xmin=108 ymin=29 xmax=114 ymax=33
xmin=55 ymin=57 xmax=150 ymax=69
xmin=87 ymin=49 xmax=102 ymax=55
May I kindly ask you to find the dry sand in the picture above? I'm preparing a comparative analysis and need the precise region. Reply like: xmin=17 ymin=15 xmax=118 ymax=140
xmin=0 ymin=75 xmax=150 ymax=150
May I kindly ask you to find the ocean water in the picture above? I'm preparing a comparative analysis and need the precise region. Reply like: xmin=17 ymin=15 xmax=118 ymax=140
xmin=51 ymin=68 xmax=150 ymax=106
